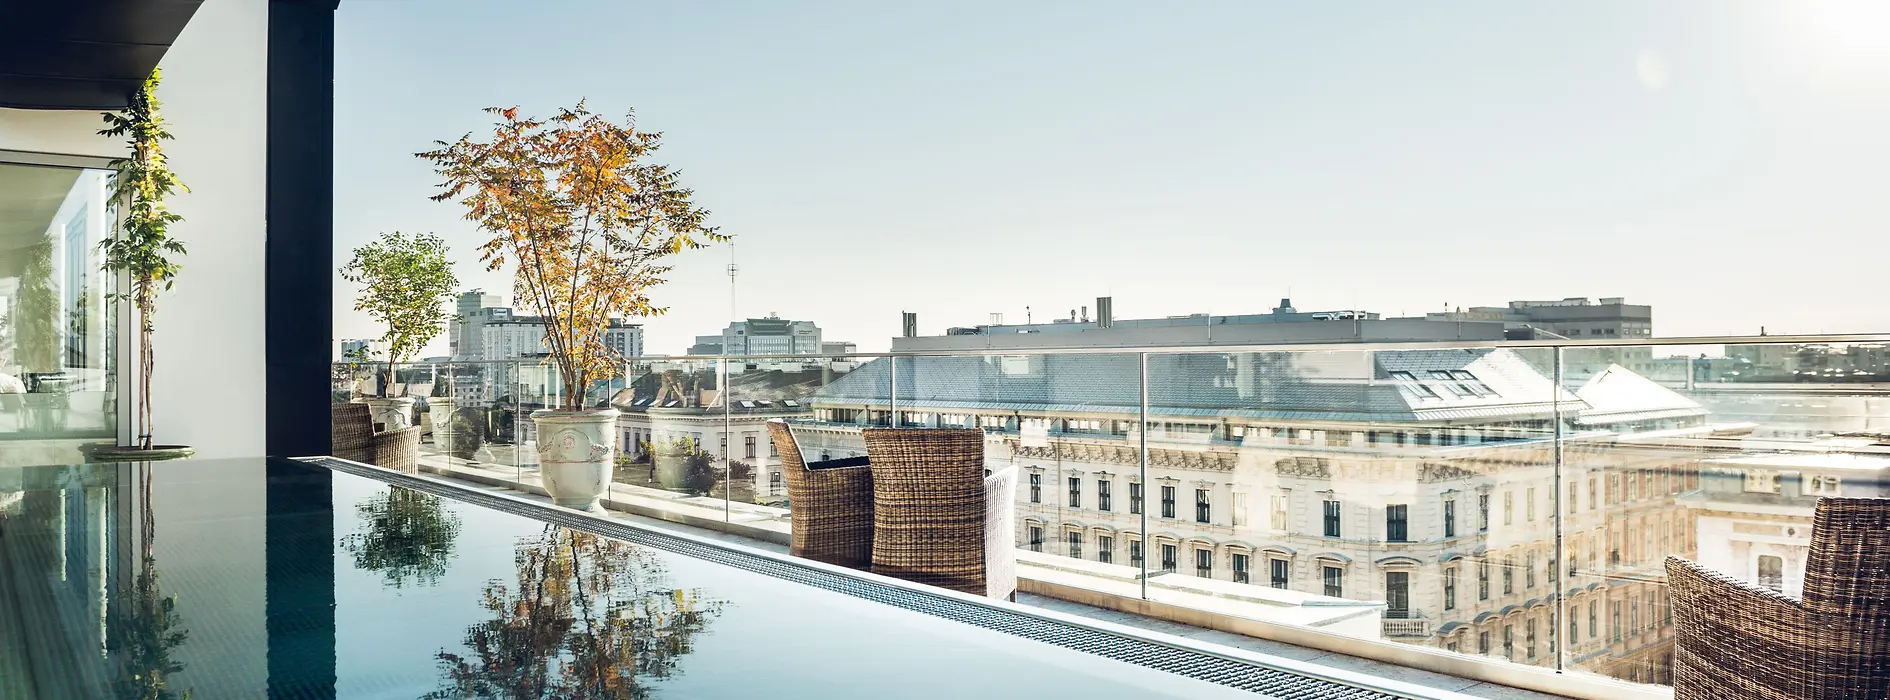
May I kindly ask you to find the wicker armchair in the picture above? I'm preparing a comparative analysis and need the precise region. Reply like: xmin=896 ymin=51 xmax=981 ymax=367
xmin=332 ymin=402 xmax=421 ymax=472
xmin=1666 ymin=497 xmax=1890 ymax=700
xmin=862 ymin=428 xmax=1017 ymax=600
xmin=332 ymin=403 xmax=374 ymax=462
xmin=768 ymin=420 xmax=875 ymax=570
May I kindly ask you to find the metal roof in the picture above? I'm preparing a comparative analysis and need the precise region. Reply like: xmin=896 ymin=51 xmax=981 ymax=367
xmin=812 ymin=349 xmax=1593 ymax=425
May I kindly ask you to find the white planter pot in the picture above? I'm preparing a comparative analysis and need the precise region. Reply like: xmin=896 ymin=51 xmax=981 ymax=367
xmin=364 ymin=397 xmax=416 ymax=432
xmin=533 ymin=409 xmax=619 ymax=511
xmin=427 ymin=397 xmax=456 ymax=450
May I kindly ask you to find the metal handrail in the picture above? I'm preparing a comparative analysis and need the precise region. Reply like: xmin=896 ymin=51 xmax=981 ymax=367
xmin=337 ymin=331 xmax=1890 ymax=365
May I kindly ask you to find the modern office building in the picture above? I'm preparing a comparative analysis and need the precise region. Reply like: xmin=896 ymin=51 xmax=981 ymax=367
xmin=710 ymin=314 xmax=824 ymax=355
xmin=446 ymin=289 xmax=502 ymax=357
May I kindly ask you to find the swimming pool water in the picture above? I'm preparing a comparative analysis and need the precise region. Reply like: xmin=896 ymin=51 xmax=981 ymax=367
xmin=0 ymin=458 xmax=1261 ymax=699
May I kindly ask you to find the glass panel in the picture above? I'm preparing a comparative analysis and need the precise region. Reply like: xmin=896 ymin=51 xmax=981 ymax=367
xmin=0 ymin=163 xmax=117 ymax=456
xmin=706 ymin=353 xmax=866 ymax=536
xmin=1566 ymin=339 xmax=1890 ymax=689
xmin=1138 ymin=347 xmax=1561 ymax=669
xmin=895 ymin=352 xmax=1147 ymax=578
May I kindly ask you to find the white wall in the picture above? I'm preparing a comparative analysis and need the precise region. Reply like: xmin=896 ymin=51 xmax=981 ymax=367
xmin=0 ymin=0 xmax=269 ymax=460
xmin=148 ymin=0 xmax=270 ymax=458
xmin=0 ymin=109 xmax=119 ymax=160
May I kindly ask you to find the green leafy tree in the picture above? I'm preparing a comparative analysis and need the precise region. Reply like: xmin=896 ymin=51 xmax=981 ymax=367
xmin=420 ymin=104 xmax=724 ymax=412
xmin=342 ymin=487 xmax=462 ymax=588
xmin=107 ymin=468 xmax=192 ymax=700
xmin=99 ymin=69 xmax=187 ymax=450
xmin=340 ymin=231 xmax=459 ymax=396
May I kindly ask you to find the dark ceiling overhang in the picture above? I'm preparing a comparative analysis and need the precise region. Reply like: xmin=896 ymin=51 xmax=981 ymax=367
xmin=0 ymin=0 xmax=205 ymax=110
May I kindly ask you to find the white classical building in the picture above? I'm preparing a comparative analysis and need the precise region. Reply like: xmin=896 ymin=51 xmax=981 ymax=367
xmin=806 ymin=350 xmax=1714 ymax=684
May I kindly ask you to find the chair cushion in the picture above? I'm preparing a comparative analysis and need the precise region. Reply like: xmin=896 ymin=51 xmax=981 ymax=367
xmin=807 ymin=455 xmax=870 ymax=470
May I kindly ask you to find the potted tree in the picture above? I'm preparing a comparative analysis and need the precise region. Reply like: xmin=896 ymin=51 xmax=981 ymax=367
xmin=339 ymin=231 xmax=458 ymax=433
xmin=91 ymin=69 xmax=194 ymax=462
xmin=422 ymin=103 xmax=723 ymax=511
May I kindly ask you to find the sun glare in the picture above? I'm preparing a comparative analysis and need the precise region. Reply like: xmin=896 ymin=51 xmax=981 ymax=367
xmin=1802 ymin=0 xmax=1890 ymax=58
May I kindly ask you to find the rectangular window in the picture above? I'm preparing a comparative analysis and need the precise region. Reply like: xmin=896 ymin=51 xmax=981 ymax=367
xmin=1526 ymin=487 xmax=1536 ymax=521
xmin=1386 ymin=571 xmax=1410 ymax=618
xmin=1130 ymin=540 xmax=1143 ymax=568
xmin=769 ymin=471 xmax=783 ymax=492
xmin=1504 ymin=491 xmax=1514 ymax=525
xmin=1478 ymin=493 xmax=1490 ymax=531
xmin=1270 ymin=558 xmax=1289 ymax=589
xmin=744 ymin=435 xmax=757 ymax=459
xmin=1387 ymin=504 xmax=1409 ymax=542
xmin=1323 ymin=500 xmax=1342 ymax=538
xmin=1526 ymin=619 xmax=1538 ymax=659
xmin=1757 ymin=555 xmax=1784 ymax=592
xmin=1028 ymin=526 xmax=1043 ymax=553
xmin=1067 ymin=477 xmax=1081 ymax=508
xmin=1588 ymin=478 xmax=1597 ymax=510
xmin=1161 ymin=544 xmax=1178 ymax=574
xmin=1232 ymin=553 xmax=1250 ymax=584
xmin=1525 ymin=552 xmax=1537 ymax=588
xmin=1430 ymin=369 xmax=1477 ymax=397
xmin=1195 ymin=489 xmax=1211 ymax=523
xmin=1097 ymin=480 xmax=1112 ymax=512
xmin=1444 ymin=567 xmax=1458 ymax=610
xmin=1195 ymin=549 xmax=1213 ymax=578
xmin=1130 ymin=483 xmax=1144 ymax=514
xmin=769 ymin=438 xmax=778 ymax=457
xmin=1478 ymin=631 xmax=1491 ymax=655
xmin=1503 ymin=556 xmax=1515 ymax=594
xmin=1097 ymin=535 xmax=1114 ymax=564
xmin=1161 ymin=485 xmax=1177 ymax=519
xmin=1028 ymin=474 xmax=1041 ymax=504
xmin=1389 ymin=370 xmax=1441 ymax=399
xmin=1568 ymin=480 xmax=1579 ymax=513
xmin=1571 ymin=611 xmax=1581 ymax=645
xmin=1503 ymin=625 xmax=1514 ymax=659
xmin=1444 ymin=499 xmax=1457 ymax=538
xmin=1270 ymin=494 xmax=1289 ymax=530
xmin=1322 ymin=566 xmax=1344 ymax=598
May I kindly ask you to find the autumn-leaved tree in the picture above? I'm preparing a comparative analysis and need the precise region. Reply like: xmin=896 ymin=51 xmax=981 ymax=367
xmin=340 ymin=231 xmax=458 ymax=396
xmin=99 ymin=69 xmax=186 ymax=450
xmin=419 ymin=103 xmax=723 ymax=412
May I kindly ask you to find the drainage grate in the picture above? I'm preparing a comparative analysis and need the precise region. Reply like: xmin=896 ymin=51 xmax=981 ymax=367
xmin=307 ymin=458 xmax=1410 ymax=700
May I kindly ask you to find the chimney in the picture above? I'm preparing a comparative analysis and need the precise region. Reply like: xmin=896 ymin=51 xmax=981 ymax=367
xmin=902 ymin=312 xmax=917 ymax=338
xmin=1081 ymin=305 xmax=1089 ymax=323
xmin=1097 ymin=297 xmax=1114 ymax=328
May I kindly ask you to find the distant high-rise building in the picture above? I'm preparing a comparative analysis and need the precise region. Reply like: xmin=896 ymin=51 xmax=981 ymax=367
xmin=338 ymin=338 xmax=385 ymax=360
xmin=448 ymin=289 xmax=503 ymax=358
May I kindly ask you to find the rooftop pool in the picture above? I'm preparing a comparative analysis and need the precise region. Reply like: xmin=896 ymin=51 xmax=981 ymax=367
xmin=0 ymin=457 xmax=1419 ymax=699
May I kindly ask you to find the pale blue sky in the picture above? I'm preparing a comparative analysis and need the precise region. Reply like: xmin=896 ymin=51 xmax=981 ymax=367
xmin=333 ymin=0 xmax=1890 ymax=355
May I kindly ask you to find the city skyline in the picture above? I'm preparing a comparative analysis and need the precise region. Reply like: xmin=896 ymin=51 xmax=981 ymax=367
xmin=332 ymin=1 xmax=1890 ymax=356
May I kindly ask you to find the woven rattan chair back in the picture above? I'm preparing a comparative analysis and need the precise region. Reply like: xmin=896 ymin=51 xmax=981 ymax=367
xmin=331 ymin=402 xmax=373 ymax=462
xmin=1667 ymin=497 xmax=1890 ymax=700
xmin=768 ymin=420 xmax=874 ymax=569
xmin=862 ymin=428 xmax=990 ymax=596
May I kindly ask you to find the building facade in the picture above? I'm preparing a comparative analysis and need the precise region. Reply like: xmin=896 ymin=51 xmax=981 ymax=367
xmin=806 ymin=350 xmax=1711 ymax=684
xmin=714 ymin=314 xmax=823 ymax=355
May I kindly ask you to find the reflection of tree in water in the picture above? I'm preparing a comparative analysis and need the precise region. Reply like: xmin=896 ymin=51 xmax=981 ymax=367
xmin=343 ymin=487 xmax=461 ymax=588
xmin=427 ymin=526 xmax=723 ymax=699
xmin=107 ymin=467 xmax=191 ymax=700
